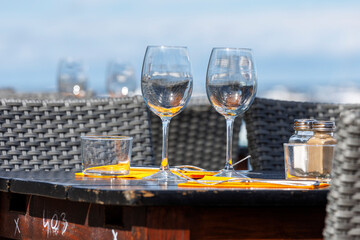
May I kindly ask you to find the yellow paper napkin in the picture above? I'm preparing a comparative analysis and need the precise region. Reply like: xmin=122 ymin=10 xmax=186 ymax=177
xmin=75 ymin=167 xmax=216 ymax=179
xmin=178 ymin=176 xmax=329 ymax=189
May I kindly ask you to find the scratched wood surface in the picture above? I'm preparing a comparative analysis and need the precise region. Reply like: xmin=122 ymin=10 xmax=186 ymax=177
xmin=0 ymin=171 xmax=328 ymax=207
xmin=0 ymin=191 xmax=325 ymax=240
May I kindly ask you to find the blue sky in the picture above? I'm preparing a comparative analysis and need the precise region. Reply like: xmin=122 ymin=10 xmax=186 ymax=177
xmin=0 ymin=0 xmax=360 ymax=95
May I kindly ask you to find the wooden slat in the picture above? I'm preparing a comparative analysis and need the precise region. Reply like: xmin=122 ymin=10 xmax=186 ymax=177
xmin=147 ymin=206 xmax=190 ymax=240
xmin=0 ymin=192 xmax=325 ymax=240
xmin=189 ymin=206 xmax=325 ymax=239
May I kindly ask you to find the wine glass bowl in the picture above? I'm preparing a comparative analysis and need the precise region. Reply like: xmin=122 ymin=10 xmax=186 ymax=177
xmin=141 ymin=46 xmax=193 ymax=182
xmin=142 ymin=47 xmax=193 ymax=119
xmin=206 ymin=48 xmax=257 ymax=177
xmin=57 ymin=58 xmax=88 ymax=97
xmin=106 ymin=61 xmax=137 ymax=97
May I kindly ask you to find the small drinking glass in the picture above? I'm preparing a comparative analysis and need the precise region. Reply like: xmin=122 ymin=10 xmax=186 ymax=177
xmin=141 ymin=46 xmax=193 ymax=182
xmin=106 ymin=61 xmax=137 ymax=97
xmin=57 ymin=58 xmax=88 ymax=97
xmin=81 ymin=136 xmax=133 ymax=176
xmin=206 ymin=48 xmax=257 ymax=177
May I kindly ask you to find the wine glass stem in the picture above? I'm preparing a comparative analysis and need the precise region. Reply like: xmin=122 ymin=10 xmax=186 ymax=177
xmin=160 ymin=118 xmax=171 ymax=171
xmin=224 ymin=117 xmax=235 ymax=171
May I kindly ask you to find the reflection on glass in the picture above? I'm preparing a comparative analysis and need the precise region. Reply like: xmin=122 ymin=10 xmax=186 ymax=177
xmin=57 ymin=58 xmax=88 ymax=97
xmin=106 ymin=61 xmax=137 ymax=97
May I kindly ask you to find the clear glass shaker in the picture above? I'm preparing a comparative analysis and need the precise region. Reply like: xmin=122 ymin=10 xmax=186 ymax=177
xmin=287 ymin=119 xmax=315 ymax=177
xmin=307 ymin=120 xmax=337 ymax=181
xmin=289 ymin=119 xmax=315 ymax=143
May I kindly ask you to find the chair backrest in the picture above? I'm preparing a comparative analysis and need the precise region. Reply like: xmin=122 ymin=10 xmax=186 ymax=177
xmin=150 ymin=97 xmax=242 ymax=171
xmin=244 ymin=97 xmax=343 ymax=171
xmin=0 ymin=96 xmax=154 ymax=171
xmin=323 ymin=109 xmax=360 ymax=240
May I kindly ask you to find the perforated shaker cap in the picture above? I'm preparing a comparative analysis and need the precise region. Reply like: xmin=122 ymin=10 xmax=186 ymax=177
xmin=312 ymin=120 xmax=336 ymax=131
xmin=294 ymin=119 xmax=315 ymax=131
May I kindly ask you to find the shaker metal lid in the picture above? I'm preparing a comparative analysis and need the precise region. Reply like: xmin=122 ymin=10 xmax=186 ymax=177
xmin=312 ymin=120 xmax=336 ymax=131
xmin=293 ymin=119 xmax=315 ymax=130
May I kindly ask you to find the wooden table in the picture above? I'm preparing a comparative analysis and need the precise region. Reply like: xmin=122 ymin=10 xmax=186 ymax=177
xmin=0 ymin=170 xmax=328 ymax=240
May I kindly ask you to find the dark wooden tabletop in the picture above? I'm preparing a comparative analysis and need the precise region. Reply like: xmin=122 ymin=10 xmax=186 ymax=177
xmin=0 ymin=170 xmax=328 ymax=207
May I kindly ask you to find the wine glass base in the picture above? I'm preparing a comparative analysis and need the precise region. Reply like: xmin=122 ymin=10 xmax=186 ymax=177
xmin=214 ymin=169 xmax=248 ymax=178
xmin=142 ymin=169 xmax=187 ymax=183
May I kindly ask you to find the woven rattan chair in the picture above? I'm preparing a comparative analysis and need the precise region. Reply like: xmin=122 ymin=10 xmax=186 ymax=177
xmin=323 ymin=109 xmax=360 ymax=240
xmin=150 ymin=97 xmax=242 ymax=171
xmin=0 ymin=96 xmax=154 ymax=171
xmin=244 ymin=97 xmax=346 ymax=171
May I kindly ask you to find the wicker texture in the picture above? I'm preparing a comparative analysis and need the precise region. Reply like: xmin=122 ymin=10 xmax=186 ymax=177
xmin=244 ymin=97 xmax=342 ymax=170
xmin=0 ymin=96 xmax=154 ymax=171
xmin=150 ymin=97 xmax=241 ymax=171
xmin=324 ymin=110 xmax=360 ymax=240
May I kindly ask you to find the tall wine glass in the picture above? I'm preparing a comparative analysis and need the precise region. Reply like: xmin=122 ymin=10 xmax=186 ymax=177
xmin=57 ymin=58 xmax=88 ymax=97
xmin=106 ymin=61 xmax=137 ymax=97
xmin=141 ymin=46 xmax=193 ymax=182
xmin=206 ymin=48 xmax=257 ymax=177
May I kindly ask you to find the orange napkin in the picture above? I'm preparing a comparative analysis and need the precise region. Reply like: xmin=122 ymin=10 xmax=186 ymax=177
xmin=75 ymin=167 xmax=216 ymax=179
xmin=178 ymin=176 xmax=329 ymax=189
xmin=75 ymin=167 xmax=329 ymax=189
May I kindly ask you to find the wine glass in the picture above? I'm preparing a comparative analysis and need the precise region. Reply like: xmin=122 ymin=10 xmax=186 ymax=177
xmin=57 ymin=58 xmax=88 ymax=97
xmin=141 ymin=46 xmax=193 ymax=182
xmin=106 ymin=61 xmax=137 ymax=97
xmin=206 ymin=48 xmax=257 ymax=177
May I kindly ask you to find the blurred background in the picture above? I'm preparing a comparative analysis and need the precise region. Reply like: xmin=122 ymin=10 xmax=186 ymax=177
xmin=0 ymin=0 xmax=360 ymax=102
